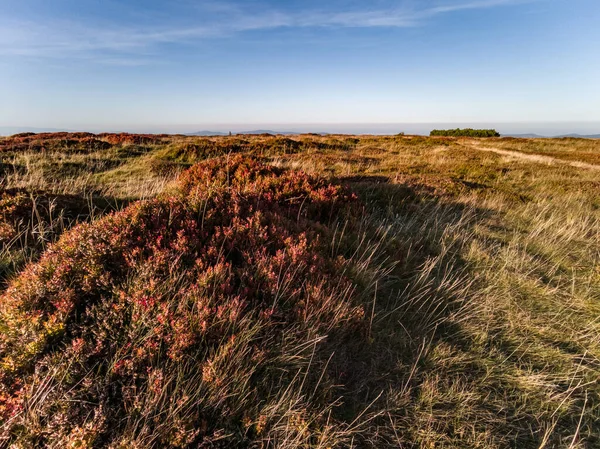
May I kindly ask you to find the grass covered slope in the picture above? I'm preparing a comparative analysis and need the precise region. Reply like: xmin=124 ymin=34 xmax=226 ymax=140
xmin=0 ymin=133 xmax=599 ymax=448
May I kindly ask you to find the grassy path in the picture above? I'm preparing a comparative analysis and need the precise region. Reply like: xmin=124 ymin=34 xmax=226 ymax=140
xmin=467 ymin=142 xmax=600 ymax=170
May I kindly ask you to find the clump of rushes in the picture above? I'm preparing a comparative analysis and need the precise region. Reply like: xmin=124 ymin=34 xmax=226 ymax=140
xmin=0 ymin=189 xmax=95 ymax=286
xmin=0 ymin=156 xmax=379 ymax=448
xmin=0 ymin=189 xmax=91 ymax=245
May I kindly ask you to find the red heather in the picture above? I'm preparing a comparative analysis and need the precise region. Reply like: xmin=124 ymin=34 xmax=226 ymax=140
xmin=0 ymin=156 xmax=366 ymax=447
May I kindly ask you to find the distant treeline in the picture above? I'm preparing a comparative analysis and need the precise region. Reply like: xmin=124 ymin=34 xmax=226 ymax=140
xmin=430 ymin=128 xmax=501 ymax=137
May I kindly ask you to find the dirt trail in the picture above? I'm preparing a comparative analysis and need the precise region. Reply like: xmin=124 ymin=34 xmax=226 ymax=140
xmin=467 ymin=144 xmax=600 ymax=171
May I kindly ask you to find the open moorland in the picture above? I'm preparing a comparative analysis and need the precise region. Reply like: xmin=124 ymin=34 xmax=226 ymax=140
xmin=0 ymin=132 xmax=599 ymax=448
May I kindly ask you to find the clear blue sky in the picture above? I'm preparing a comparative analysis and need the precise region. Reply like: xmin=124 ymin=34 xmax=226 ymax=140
xmin=1 ymin=0 xmax=599 ymax=133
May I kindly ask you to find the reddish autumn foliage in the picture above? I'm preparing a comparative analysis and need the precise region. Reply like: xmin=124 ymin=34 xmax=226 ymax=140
xmin=0 ymin=156 xmax=367 ymax=447
xmin=0 ymin=133 xmax=112 ymax=153
xmin=97 ymin=133 xmax=166 ymax=146
xmin=0 ymin=132 xmax=167 ymax=154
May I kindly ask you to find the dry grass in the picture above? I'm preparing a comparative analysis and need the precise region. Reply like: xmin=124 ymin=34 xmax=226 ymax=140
xmin=489 ymin=137 xmax=600 ymax=165
xmin=0 ymin=133 xmax=599 ymax=448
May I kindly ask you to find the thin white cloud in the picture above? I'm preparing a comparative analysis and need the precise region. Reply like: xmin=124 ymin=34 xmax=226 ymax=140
xmin=425 ymin=0 xmax=533 ymax=15
xmin=0 ymin=0 xmax=538 ymax=62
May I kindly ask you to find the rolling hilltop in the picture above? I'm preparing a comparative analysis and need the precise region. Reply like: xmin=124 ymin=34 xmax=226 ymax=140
xmin=0 ymin=132 xmax=599 ymax=448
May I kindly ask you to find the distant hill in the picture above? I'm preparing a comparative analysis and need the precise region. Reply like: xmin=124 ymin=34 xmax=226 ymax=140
xmin=505 ymin=133 xmax=545 ymax=138
xmin=188 ymin=130 xmax=298 ymax=136
xmin=240 ymin=130 xmax=294 ymax=135
xmin=555 ymin=133 xmax=600 ymax=139
xmin=504 ymin=133 xmax=600 ymax=139
xmin=189 ymin=131 xmax=229 ymax=136
xmin=0 ymin=126 xmax=70 ymax=136
xmin=4 ymin=127 xmax=598 ymax=139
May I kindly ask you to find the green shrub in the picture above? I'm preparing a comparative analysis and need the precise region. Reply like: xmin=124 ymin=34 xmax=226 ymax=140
xmin=430 ymin=128 xmax=500 ymax=137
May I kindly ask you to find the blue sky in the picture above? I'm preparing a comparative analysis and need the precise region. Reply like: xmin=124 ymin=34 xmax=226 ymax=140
xmin=1 ymin=0 xmax=599 ymax=133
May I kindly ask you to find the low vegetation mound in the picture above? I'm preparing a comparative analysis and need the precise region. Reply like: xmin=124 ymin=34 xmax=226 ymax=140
xmin=430 ymin=128 xmax=500 ymax=137
xmin=97 ymin=133 xmax=167 ymax=146
xmin=150 ymin=137 xmax=307 ymax=175
xmin=0 ymin=156 xmax=383 ymax=448
xmin=0 ymin=133 xmax=171 ymax=154
xmin=159 ymin=137 xmax=302 ymax=163
xmin=1 ymin=133 xmax=112 ymax=153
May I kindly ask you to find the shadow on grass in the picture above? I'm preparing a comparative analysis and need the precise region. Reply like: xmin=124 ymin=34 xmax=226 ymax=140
xmin=0 ymin=172 xmax=593 ymax=447
xmin=0 ymin=189 xmax=131 ymax=288
xmin=326 ymin=176 xmax=589 ymax=448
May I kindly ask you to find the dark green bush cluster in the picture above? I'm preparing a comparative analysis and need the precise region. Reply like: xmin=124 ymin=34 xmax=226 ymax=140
xmin=430 ymin=128 xmax=500 ymax=137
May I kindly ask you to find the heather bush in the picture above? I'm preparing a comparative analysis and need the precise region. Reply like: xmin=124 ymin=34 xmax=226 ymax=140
xmin=0 ymin=132 xmax=171 ymax=155
xmin=0 ymin=156 xmax=385 ymax=448
xmin=98 ymin=133 xmax=165 ymax=146
xmin=0 ymin=134 xmax=112 ymax=154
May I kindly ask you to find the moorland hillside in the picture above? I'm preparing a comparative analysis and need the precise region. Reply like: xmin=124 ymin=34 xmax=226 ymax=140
xmin=0 ymin=132 xmax=599 ymax=448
